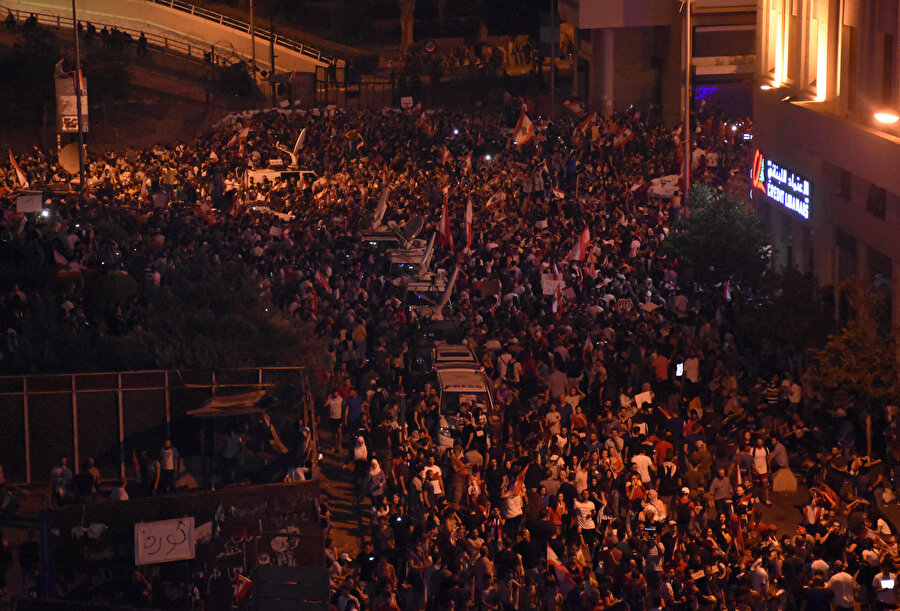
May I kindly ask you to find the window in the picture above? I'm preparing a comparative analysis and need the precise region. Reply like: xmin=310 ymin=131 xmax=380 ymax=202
xmin=838 ymin=170 xmax=851 ymax=199
xmin=866 ymin=185 xmax=886 ymax=220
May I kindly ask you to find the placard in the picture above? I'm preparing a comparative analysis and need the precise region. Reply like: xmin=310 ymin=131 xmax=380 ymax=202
xmin=135 ymin=517 xmax=195 ymax=565
xmin=16 ymin=193 xmax=42 ymax=214
xmin=541 ymin=273 xmax=565 ymax=295
xmin=400 ymin=96 xmax=413 ymax=110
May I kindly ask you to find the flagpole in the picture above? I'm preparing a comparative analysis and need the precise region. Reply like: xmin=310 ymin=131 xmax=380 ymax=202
xmin=71 ymin=0 xmax=86 ymax=202
xmin=683 ymin=0 xmax=692 ymax=198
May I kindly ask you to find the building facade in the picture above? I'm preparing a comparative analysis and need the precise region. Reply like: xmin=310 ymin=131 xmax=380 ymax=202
xmin=754 ymin=0 xmax=900 ymax=323
xmin=559 ymin=0 xmax=757 ymax=124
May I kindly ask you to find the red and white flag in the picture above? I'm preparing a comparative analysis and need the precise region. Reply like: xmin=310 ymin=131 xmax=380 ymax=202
xmin=513 ymin=112 xmax=534 ymax=147
xmin=438 ymin=196 xmax=453 ymax=249
xmin=8 ymin=150 xmax=28 ymax=188
xmin=485 ymin=190 xmax=506 ymax=209
xmin=227 ymin=126 xmax=250 ymax=147
xmin=563 ymin=99 xmax=586 ymax=117
xmin=566 ymin=226 xmax=591 ymax=261
xmin=462 ymin=153 xmax=472 ymax=175
xmin=464 ymin=198 xmax=473 ymax=251
xmin=576 ymin=111 xmax=597 ymax=136
xmin=550 ymin=186 xmax=565 ymax=200
xmin=547 ymin=545 xmax=576 ymax=597
xmin=314 ymin=269 xmax=332 ymax=294
xmin=723 ymin=280 xmax=731 ymax=302
xmin=198 ymin=201 xmax=216 ymax=226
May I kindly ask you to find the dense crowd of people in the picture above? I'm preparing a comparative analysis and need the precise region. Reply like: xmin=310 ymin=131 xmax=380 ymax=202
xmin=2 ymin=95 xmax=898 ymax=611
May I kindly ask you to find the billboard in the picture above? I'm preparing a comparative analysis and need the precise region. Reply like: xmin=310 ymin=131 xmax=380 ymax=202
xmin=55 ymin=71 xmax=89 ymax=133
xmin=751 ymin=149 xmax=811 ymax=220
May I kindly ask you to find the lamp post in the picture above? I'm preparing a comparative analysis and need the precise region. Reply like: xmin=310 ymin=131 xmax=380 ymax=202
xmin=683 ymin=0 xmax=692 ymax=196
xmin=71 ymin=0 xmax=86 ymax=202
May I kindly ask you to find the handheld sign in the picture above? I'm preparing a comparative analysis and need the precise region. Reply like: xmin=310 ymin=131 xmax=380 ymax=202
xmin=135 ymin=517 xmax=195 ymax=565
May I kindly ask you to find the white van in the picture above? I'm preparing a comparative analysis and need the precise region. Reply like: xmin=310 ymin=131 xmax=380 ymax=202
xmin=435 ymin=369 xmax=495 ymax=450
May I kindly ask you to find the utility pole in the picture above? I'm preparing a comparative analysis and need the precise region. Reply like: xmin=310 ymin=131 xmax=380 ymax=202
xmin=71 ymin=0 xmax=86 ymax=202
xmin=249 ymin=0 xmax=256 ymax=76
xmin=549 ymin=0 xmax=556 ymax=116
xmin=269 ymin=10 xmax=276 ymax=108
xmin=683 ymin=0 xmax=692 ymax=196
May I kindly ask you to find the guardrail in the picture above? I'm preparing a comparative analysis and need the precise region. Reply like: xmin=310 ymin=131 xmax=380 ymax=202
xmin=1 ymin=5 xmax=230 ymax=64
xmin=145 ymin=0 xmax=340 ymax=66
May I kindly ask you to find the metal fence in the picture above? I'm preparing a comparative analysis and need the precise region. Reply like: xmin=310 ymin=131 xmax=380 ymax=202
xmin=0 ymin=367 xmax=310 ymax=484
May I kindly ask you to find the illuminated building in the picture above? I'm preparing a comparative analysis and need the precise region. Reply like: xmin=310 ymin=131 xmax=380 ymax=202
xmin=755 ymin=0 xmax=899 ymax=322
xmin=558 ymin=0 xmax=757 ymax=124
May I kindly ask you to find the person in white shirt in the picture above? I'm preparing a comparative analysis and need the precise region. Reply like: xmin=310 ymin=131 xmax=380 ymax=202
xmin=874 ymin=566 xmax=898 ymax=609
xmin=631 ymin=451 xmax=655 ymax=484
xmin=572 ymin=489 xmax=596 ymax=547
xmin=826 ymin=560 xmax=856 ymax=610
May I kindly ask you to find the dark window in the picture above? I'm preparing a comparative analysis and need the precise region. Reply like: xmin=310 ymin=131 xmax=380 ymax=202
xmin=838 ymin=169 xmax=851 ymax=199
xmin=866 ymin=184 xmax=886 ymax=219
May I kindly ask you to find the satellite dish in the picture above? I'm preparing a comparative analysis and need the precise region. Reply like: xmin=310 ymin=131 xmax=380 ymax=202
xmin=58 ymin=143 xmax=81 ymax=175
xmin=403 ymin=215 xmax=424 ymax=243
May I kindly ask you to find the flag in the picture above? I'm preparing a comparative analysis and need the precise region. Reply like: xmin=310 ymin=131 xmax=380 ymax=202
xmin=292 ymin=128 xmax=307 ymax=155
xmin=563 ymin=99 xmax=586 ymax=117
xmin=198 ymin=201 xmax=216 ymax=226
xmin=551 ymin=187 xmax=565 ymax=200
xmin=132 ymin=450 xmax=142 ymax=482
xmin=485 ymin=190 xmax=506 ymax=209
xmin=465 ymin=198 xmax=473 ymax=251
xmin=314 ymin=269 xmax=332 ymax=294
xmin=576 ymin=111 xmax=597 ymax=136
xmin=441 ymin=146 xmax=453 ymax=166
xmin=551 ymin=262 xmax=563 ymax=316
xmin=566 ymin=227 xmax=591 ymax=262
xmin=438 ymin=196 xmax=453 ymax=249
xmin=585 ymin=249 xmax=596 ymax=276
xmin=8 ymin=150 xmax=28 ymax=188
xmin=234 ymin=573 xmax=252 ymax=601
xmin=54 ymin=249 xmax=84 ymax=278
xmin=227 ymin=126 xmax=250 ymax=147
xmin=723 ymin=280 xmax=731 ymax=301
xmin=227 ymin=192 xmax=243 ymax=218
xmin=513 ymin=112 xmax=534 ymax=147
xmin=547 ymin=545 xmax=576 ymax=598
xmin=462 ymin=153 xmax=472 ymax=174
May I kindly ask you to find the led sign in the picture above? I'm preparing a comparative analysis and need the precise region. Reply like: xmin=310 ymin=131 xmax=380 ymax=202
xmin=751 ymin=150 xmax=811 ymax=219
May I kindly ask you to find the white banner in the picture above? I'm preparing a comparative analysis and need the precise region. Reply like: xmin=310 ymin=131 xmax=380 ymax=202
xmin=134 ymin=517 xmax=195 ymax=565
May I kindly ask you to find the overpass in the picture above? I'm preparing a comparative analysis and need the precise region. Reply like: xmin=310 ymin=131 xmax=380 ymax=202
xmin=1 ymin=0 xmax=342 ymax=74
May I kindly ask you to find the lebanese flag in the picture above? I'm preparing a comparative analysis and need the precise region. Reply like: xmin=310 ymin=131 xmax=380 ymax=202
xmin=227 ymin=192 xmax=243 ymax=218
xmin=54 ymin=250 xmax=84 ymax=278
xmin=227 ymin=126 xmax=250 ymax=147
xmin=513 ymin=112 xmax=534 ymax=147
xmin=576 ymin=111 xmax=597 ymax=136
xmin=551 ymin=186 xmax=565 ymax=200
xmin=198 ymin=201 xmax=216 ymax=226
xmin=314 ymin=269 xmax=332 ymax=294
xmin=485 ymin=190 xmax=506 ymax=209
xmin=547 ymin=545 xmax=576 ymax=597
xmin=464 ymin=198 xmax=473 ymax=251
xmin=563 ymin=99 xmax=586 ymax=117
xmin=438 ymin=197 xmax=453 ymax=249
xmin=566 ymin=227 xmax=591 ymax=262
xmin=8 ymin=150 xmax=29 ymax=188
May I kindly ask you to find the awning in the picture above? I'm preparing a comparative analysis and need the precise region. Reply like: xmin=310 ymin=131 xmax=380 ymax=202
xmin=188 ymin=391 xmax=266 ymax=418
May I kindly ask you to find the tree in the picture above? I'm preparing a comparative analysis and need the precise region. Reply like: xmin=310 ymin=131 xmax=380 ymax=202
xmin=399 ymin=0 xmax=416 ymax=52
xmin=663 ymin=183 xmax=771 ymax=290
xmin=740 ymin=266 xmax=832 ymax=352
xmin=138 ymin=255 xmax=327 ymax=377
xmin=807 ymin=281 xmax=900 ymax=455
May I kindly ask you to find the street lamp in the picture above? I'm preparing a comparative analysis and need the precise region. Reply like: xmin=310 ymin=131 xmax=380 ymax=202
xmin=874 ymin=111 xmax=900 ymax=125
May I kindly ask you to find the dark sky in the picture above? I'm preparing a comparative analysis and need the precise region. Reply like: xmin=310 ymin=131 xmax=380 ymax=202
xmin=482 ymin=0 xmax=544 ymax=38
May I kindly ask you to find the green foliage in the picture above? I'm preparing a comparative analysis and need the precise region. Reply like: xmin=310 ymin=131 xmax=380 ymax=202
xmin=662 ymin=184 xmax=772 ymax=289
xmin=807 ymin=282 xmax=900 ymax=416
xmin=139 ymin=255 xmax=326 ymax=374
xmin=83 ymin=272 xmax=138 ymax=322
xmin=741 ymin=266 xmax=832 ymax=351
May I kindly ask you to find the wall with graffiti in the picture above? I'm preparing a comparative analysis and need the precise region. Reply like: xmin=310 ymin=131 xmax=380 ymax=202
xmin=42 ymin=479 xmax=324 ymax=609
